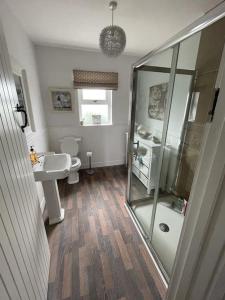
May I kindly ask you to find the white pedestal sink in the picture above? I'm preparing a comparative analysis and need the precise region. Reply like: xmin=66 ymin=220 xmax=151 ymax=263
xmin=33 ymin=153 xmax=71 ymax=225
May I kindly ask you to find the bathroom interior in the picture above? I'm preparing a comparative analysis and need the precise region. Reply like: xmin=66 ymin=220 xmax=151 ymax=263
xmin=1 ymin=1 xmax=225 ymax=299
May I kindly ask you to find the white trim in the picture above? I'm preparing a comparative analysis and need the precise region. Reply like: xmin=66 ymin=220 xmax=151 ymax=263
xmin=80 ymin=159 xmax=124 ymax=169
xmin=79 ymin=123 xmax=113 ymax=127
xmin=48 ymin=123 xmax=128 ymax=129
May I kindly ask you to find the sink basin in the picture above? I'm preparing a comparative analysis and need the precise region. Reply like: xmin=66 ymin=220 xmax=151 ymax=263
xmin=33 ymin=153 xmax=71 ymax=182
xmin=33 ymin=153 xmax=71 ymax=225
xmin=32 ymin=153 xmax=71 ymax=225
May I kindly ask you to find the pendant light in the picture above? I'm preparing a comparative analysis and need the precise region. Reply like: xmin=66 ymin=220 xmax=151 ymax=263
xmin=99 ymin=1 xmax=126 ymax=57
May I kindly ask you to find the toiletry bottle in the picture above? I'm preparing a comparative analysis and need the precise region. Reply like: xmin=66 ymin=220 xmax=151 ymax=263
xmin=30 ymin=146 xmax=39 ymax=165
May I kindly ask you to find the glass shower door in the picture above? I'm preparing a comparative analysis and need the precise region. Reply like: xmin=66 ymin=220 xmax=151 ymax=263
xmin=150 ymin=71 xmax=195 ymax=276
xmin=150 ymin=32 xmax=202 ymax=279
xmin=128 ymin=48 xmax=174 ymax=237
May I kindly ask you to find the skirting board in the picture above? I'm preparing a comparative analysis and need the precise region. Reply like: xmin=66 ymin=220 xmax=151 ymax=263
xmin=80 ymin=159 xmax=125 ymax=169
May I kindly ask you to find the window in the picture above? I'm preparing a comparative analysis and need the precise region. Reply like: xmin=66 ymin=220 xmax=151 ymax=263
xmin=78 ymin=89 xmax=112 ymax=126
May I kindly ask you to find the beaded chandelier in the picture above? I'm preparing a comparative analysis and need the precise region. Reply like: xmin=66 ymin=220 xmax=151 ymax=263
xmin=99 ymin=1 xmax=126 ymax=57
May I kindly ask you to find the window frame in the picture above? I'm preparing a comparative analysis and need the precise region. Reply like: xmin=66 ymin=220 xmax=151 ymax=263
xmin=78 ymin=89 xmax=112 ymax=126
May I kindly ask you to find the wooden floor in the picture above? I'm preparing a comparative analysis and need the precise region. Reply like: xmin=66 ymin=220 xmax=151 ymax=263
xmin=46 ymin=166 xmax=166 ymax=300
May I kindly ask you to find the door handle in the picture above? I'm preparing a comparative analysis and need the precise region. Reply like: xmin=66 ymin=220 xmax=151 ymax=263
xmin=15 ymin=104 xmax=28 ymax=132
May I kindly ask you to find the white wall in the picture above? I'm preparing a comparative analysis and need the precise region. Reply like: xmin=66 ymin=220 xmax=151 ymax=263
xmin=0 ymin=0 xmax=49 ymax=211
xmin=35 ymin=45 xmax=137 ymax=167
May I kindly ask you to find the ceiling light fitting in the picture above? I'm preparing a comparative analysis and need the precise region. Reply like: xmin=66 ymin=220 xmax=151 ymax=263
xmin=99 ymin=1 xmax=126 ymax=57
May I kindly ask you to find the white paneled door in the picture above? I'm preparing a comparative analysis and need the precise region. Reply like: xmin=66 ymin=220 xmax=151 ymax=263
xmin=0 ymin=23 xmax=50 ymax=299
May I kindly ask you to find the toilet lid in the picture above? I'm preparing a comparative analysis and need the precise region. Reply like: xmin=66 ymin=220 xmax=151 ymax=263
xmin=60 ymin=137 xmax=79 ymax=156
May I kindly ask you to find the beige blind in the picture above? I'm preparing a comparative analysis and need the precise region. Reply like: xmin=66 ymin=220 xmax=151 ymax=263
xmin=73 ymin=70 xmax=118 ymax=90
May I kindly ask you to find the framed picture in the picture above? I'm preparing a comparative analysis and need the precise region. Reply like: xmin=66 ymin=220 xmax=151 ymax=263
xmin=148 ymin=82 xmax=168 ymax=120
xmin=49 ymin=88 xmax=74 ymax=112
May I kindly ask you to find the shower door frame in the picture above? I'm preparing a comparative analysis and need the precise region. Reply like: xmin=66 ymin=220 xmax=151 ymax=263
xmin=127 ymin=44 xmax=196 ymax=282
xmin=127 ymin=45 xmax=181 ymax=282
xmin=126 ymin=0 xmax=225 ymax=287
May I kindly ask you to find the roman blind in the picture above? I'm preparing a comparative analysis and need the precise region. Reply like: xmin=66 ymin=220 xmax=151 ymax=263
xmin=73 ymin=70 xmax=118 ymax=90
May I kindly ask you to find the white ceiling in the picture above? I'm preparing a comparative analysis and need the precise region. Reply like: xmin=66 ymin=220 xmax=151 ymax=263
xmin=6 ymin=0 xmax=222 ymax=56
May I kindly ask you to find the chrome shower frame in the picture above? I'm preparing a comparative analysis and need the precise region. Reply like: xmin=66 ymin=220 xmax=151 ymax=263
xmin=126 ymin=2 xmax=225 ymax=283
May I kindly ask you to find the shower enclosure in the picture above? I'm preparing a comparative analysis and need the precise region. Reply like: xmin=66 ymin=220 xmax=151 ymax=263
xmin=126 ymin=14 xmax=225 ymax=282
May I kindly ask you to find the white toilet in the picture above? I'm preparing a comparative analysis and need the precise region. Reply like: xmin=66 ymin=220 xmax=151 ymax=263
xmin=59 ymin=137 xmax=81 ymax=184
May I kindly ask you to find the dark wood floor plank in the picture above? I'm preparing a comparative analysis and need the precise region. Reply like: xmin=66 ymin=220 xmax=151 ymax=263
xmin=100 ymin=251 xmax=113 ymax=289
xmin=127 ymin=243 xmax=155 ymax=300
xmin=71 ymin=243 xmax=80 ymax=299
xmin=98 ymin=208 xmax=110 ymax=236
xmin=46 ymin=166 xmax=166 ymax=300
xmin=88 ymin=215 xmax=100 ymax=249
xmin=139 ymin=245 xmax=166 ymax=300
xmin=79 ymin=247 xmax=90 ymax=297
xmin=62 ymin=251 xmax=72 ymax=299
xmin=71 ymin=210 xmax=79 ymax=242
xmin=48 ymin=243 xmax=59 ymax=283
xmin=114 ymin=230 xmax=133 ymax=271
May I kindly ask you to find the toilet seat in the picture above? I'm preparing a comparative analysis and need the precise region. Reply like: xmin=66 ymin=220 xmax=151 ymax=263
xmin=71 ymin=157 xmax=81 ymax=170
xmin=59 ymin=137 xmax=82 ymax=184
